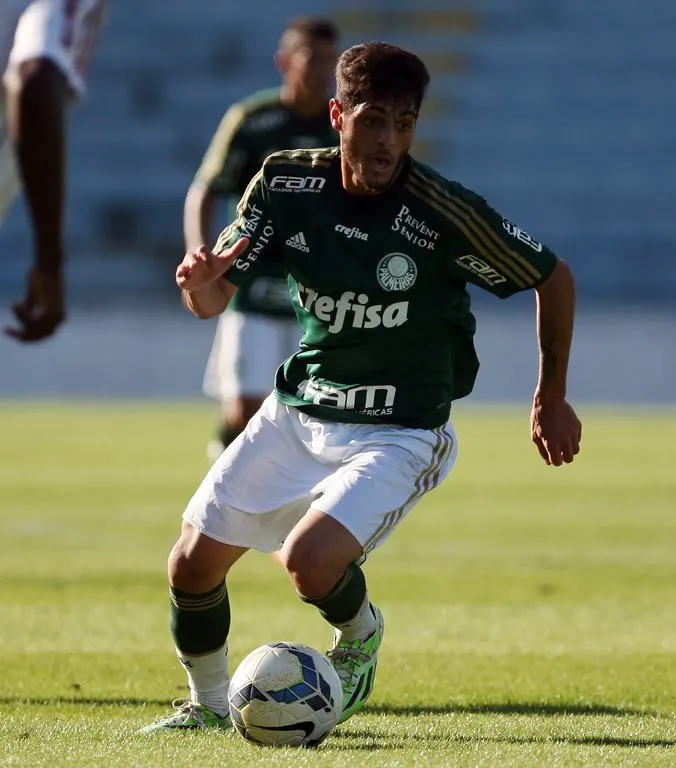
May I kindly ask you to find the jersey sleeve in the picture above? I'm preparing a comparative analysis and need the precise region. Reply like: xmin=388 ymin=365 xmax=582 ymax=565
xmin=213 ymin=168 xmax=282 ymax=286
xmin=194 ymin=104 xmax=250 ymax=197
xmin=445 ymin=187 xmax=558 ymax=299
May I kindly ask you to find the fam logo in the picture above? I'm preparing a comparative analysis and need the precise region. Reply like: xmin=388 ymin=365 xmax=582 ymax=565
xmin=502 ymin=219 xmax=543 ymax=252
xmin=455 ymin=254 xmax=507 ymax=287
xmin=297 ymin=379 xmax=397 ymax=417
xmin=270 ymin=175 xmax=326 ymax=193
xmin=377 ymin=253 xmax=418 ymax=292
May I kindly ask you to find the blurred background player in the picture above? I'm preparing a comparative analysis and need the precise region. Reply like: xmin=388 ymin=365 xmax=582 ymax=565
xmin=0 ymin=0 xmax=107 ymax=343
xmin=184 ymin=16 xmax=339 ymax=463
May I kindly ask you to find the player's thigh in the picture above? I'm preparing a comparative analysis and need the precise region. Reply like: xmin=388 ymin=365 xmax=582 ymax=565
xmin=183 ymin=394 xmax=329 ymax=552
xmin=313 ymin=422 xmax=458 ymax=556
xmin=7 ymin=0 xmax=106 ymax=97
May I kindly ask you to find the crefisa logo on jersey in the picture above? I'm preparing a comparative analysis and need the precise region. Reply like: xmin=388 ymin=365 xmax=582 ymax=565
xmin=296 ymin=284 xmax=409 ymax=334
xmin=335 ymin=224 xmax=368 ymax=241
xmin=270 ymin=175 xmax=326 ymax=193
xmin=377 ymin=253 xmax=418 ymax=292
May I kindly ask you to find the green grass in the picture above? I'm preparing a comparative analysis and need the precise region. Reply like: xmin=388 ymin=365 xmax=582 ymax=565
xmin=0 ymin=402 xmax=674 ymax=767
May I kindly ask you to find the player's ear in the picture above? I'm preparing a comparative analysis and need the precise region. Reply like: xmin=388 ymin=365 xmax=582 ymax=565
xmin=329 ymin=98 xmax=344 ymax=131
xmin=274 ymin=50 xmax=288 ymax=75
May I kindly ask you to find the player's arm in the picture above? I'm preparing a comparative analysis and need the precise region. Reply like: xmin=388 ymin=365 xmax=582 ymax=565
xmin=4 ymin=0 xmax=105 ymax=342
xmin=534 ymin=259 xmax=575 ymax=405
xmin=446 ymin=189 xmax=582 ymax=465
xmin=179 ymin=167 xmax=280 ymax=318
xmin=3 ymin=58 xmax=70 ymax=342
xmin=177 ymin=239 xmax=248 ymax=318
xmin=6 ymin=58 xmax=68 ymax=275
xmin=531 ymin=258 xmax=581 ymax=466
xmin=184 ymin=105 xmax=249 ymax=251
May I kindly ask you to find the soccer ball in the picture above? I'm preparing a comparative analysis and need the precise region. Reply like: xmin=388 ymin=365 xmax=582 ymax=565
xmin=228 ymin=641 xmax=343 ymax=747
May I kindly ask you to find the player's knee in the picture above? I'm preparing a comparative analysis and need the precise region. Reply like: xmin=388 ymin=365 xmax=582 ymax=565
xmin=280 ymin=541 xmax=339 ymax=598
xmin=168 ymin=536 xmax=217 ymax=592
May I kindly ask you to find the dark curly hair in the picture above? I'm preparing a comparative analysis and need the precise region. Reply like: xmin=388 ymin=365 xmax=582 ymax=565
xmin=336 ymin=42 xmax=430 ymax=114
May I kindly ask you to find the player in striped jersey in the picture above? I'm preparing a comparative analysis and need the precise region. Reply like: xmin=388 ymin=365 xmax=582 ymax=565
xmin=1 ymin=0 xmax=106 ymax=342
xmin=185 ymin=16 xmax=339 ymax=463
xmin=143 ymin=42 xmax=582 ymax=733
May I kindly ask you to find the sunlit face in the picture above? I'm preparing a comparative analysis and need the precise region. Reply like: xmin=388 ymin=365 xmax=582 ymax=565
xmin=278 ymin=37 xmax=338 ymax=102
xmin=330 ymin=99 xmax=418 ymax=194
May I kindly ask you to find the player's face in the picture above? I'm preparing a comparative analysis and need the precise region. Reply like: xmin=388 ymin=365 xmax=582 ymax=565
xmin=332 ymin=99 xmax=417 ymax=194
xmin=281 ymin=38 xmax=338 ymax=100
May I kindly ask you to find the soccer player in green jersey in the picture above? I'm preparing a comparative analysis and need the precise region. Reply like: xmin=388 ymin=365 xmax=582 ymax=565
xmin=143 ymin=42 xmax=582 ymax=733
xmin=184 ymin=16 xmax=339 ymax=463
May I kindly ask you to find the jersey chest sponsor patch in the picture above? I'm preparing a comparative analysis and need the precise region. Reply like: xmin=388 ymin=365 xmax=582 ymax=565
xmin=296 ymin=284 xmax=409 ymax=334
xmin=391 ymin=204 xmax=440 ymax=250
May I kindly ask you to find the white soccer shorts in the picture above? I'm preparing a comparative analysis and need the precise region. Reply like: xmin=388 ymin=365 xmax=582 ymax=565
xmin=203 ymin=310 xmax=300 ymax=401
xmin=0 ymin=0 xmax=106 ymax=223
xmin=183 ymin=393 xmax=458 ymax=555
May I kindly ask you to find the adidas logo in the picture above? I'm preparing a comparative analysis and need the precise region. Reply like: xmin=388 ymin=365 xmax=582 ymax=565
xmin=286 ymin=232 xmax=310 ymax=253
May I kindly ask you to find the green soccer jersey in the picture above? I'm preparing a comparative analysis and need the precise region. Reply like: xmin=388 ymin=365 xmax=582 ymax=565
xmin=195 ymin=88 xmax=336 ymax=317
xmin=214 ymin=147 xmax=558 ymax=429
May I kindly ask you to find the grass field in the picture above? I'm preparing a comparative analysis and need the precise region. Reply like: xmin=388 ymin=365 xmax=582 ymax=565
xmin=0 ymin=403 xmax=674 ymax=767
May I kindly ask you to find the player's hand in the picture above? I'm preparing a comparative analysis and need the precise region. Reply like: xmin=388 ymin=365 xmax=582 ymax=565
xmin=4 ymin=267 xmax=65 ymax=343
xmin=176 ymin=238 xmax=249 ymax=291
xmin=530 ymin=396 xmax=582 ymax=466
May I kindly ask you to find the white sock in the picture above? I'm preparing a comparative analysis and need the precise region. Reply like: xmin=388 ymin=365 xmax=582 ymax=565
xmin=332 ymin=597 xmax=378 ymax=643
xmin=176 ymin=643 xmax=230 ymax=717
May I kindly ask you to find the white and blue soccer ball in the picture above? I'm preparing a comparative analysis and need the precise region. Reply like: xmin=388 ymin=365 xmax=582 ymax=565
xmin=228 ymin=641 xmax=343 ymax=747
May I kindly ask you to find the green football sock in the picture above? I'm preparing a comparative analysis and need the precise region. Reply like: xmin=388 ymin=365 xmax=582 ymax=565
xmin=170 ymin=581 xmax=231 ymax=716
xmin=299 ymin=562 xmax=367 ymax=624
xmin=170 ymin=581 xmax=231 ymax=654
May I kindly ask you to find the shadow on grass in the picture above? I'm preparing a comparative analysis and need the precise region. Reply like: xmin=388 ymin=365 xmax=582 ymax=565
xmin=3 ymin=697 xmax=673 ymax=751
xmin=331 ymin=730 xmax=676 ymax=750
xmin=1 ymin=698 xmax=667 ymax=720
xmin=329 ymin=702 xmax=675 ymax=750
xmin=367 ymin=702 xmax=661 ymax=718
xmin=0 ymin=697 xmax=171 ymax=707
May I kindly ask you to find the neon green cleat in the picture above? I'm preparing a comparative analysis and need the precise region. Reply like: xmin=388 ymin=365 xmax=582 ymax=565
xmin=326 ymin=604 xmax=385 ymax=723
xmin=139 ymin=698 xmax=231 ymax=733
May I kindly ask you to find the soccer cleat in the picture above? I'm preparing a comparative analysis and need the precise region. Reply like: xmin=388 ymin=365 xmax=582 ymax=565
xmin=139 ymin=698 xmax=231 ymax=733
xmin=326 ymin=604 xmax=384 ymax=723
